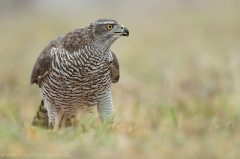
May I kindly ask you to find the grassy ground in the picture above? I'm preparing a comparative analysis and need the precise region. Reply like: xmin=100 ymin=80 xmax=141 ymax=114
xmin=1 ymin=1 xmax=240 ymax=158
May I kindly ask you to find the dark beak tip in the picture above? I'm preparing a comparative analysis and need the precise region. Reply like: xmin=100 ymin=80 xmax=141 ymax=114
xmin=123 ymin=27 xmax=129 ymax=37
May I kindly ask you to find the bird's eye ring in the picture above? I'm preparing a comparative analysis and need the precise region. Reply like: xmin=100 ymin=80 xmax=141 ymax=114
xmin=107 ymin=24 xmax=113 ymax=30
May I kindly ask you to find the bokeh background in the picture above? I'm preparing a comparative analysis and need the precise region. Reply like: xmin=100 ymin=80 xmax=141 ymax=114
xmin=1 ymin=0 xmax=240 ymax=158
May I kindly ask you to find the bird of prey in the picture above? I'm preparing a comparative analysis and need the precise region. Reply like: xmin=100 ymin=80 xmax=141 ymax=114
xmin=31 ymin=19 xmax=129 ymax=131
xmin=32 ymin=51 xmax=120 ymax=129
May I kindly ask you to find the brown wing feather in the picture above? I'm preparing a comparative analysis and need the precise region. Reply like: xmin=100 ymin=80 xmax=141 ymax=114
xmin=62 ymin=28 xmax=92 ymax=54
xmin=110 ymin=51 xmax=120 ymax=83
xmin=30 ymin=36 xmax=64 ymax=87
xmin=31 ymin=36 xmax=120 ymax=86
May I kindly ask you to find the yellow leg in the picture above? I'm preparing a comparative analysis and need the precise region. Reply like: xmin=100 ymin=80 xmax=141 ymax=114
xmin=70 ymin=115 xmax=77 ymax=127
xmin=53 ymin=109 xmax=64 ymax=132
xmin=60 ymin=113 xmax=67 ymax=129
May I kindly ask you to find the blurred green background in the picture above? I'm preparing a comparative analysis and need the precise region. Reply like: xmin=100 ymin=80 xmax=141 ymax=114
xmin=1 ymin=0 xmax=240 ymax=158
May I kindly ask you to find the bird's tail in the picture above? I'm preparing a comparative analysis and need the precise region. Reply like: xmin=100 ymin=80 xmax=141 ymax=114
xmin=31 ymin=100 xmax=50 ymax=129
xmin=31 ymin=100 xmax=76 ymax=129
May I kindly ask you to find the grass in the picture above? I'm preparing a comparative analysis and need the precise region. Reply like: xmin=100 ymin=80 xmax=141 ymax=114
xmin=1 ymin=1 xmax=240 ymax=158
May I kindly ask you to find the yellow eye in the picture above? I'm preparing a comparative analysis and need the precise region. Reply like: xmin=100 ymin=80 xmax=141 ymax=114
xmin=107 ymin=24 xmax=113 ymax=30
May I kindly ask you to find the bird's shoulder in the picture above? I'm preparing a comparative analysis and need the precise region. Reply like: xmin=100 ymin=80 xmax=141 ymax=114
xmin=110 ymin=51 xmax=120 ymax=83
xmin=63 ymin=27 xmax=92 ymax=53
xmin=30 ymin=36 xmax=64 ymax=87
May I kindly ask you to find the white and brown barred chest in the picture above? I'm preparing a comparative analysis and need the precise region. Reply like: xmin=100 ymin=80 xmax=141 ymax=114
xmin=41 ymin=47 xmax=113 ymax=107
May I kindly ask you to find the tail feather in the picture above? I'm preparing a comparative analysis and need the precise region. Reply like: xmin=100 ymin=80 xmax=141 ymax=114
xmin=31 ymin=100 xmax=76 ymax=129
xmin=31 ymin=100 xmax=50 ymax=129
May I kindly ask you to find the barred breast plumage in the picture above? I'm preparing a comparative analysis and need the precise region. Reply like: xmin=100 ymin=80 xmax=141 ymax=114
xmin=31 ymin=19 xmax=129 ymax=130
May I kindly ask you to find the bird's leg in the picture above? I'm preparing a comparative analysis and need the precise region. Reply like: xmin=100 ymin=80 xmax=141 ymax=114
xmin=60 ymin=113 xmax=67 ymax=129
xmin=70 ymin=115 xmax=77 ymax=127
xmin=97 ymin=89 xmax=114 ymax=124
xmin=53 ymin=108 xmax=64 ymax=132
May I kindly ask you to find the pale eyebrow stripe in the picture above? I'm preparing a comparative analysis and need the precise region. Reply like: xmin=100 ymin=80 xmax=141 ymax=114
xmin=94 ymin=22 xmax=116 ymax=25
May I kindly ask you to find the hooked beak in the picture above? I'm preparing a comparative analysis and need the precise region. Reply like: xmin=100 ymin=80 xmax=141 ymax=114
xmin=115 ymin=26 xmax=129 ymax=37
xmin=122 ymin=27 xmax=129 ymax=37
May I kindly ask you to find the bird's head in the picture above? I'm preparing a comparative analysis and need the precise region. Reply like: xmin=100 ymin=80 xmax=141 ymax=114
xmin=63 ymin=19 xmax=129 ymax=53
xmin=89 ymin=19 xmax=129 ymax=47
